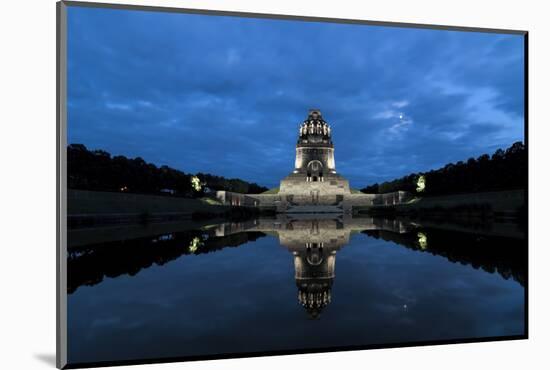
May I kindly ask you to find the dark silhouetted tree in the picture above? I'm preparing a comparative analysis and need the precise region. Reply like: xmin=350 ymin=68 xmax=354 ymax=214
xmin=67 ymin=144 xmax=268 ymax=197
xmin=360 ymin=142 xmax=526 ymax=196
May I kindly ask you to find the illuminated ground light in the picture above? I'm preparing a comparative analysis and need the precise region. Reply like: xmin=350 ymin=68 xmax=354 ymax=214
xmin=416 ymin=175 xmax=426 ymax=193
xmin=188 ymin=237 xmax=203 ymax=253
xmin=417 ymin=232 xmax=428 ymax=250
xmin=191 ymin=176 xmax=202 ymax=192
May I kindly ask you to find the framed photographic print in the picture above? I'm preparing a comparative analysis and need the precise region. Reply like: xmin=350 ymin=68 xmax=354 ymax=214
xmin=57 ymin=1 xmax=528 ymax=368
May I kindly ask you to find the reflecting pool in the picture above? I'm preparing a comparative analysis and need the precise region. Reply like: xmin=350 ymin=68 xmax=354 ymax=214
xmin=67 ymin=215 xmax=526 ymax=365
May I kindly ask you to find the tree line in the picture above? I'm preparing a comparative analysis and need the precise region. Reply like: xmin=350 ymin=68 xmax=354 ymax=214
xmin=361 ymin=141 xmax=526 ymax=196
xmin=67 ymin=144 xmax=268 ymax=196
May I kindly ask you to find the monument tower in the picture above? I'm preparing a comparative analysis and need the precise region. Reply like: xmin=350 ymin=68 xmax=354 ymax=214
xmin=279 ymin=109 xmax=351 ymax=209
xmin=294 ymin=109 xmax=336 ymax=179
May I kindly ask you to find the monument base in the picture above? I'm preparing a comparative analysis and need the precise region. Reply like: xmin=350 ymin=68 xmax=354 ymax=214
xmin=279 ymin=172 xmax=351 ymax=206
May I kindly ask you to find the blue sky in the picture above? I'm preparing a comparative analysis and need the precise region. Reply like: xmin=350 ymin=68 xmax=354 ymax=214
xmin=67 ymin=6 xmax=525 ymax=189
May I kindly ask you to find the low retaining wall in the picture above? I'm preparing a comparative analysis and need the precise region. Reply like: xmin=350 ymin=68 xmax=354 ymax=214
xmin=399 ymin=189 xmax=525 ymax=213
xmin=216 ymin=190 xmax=406 ymax=213
xmin=373 ymin=191 xmax=411 ymax=205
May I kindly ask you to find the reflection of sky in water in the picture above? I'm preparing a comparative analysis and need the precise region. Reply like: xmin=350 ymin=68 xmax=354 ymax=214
xmin=68 ymin=232 xmax=524 ymax=364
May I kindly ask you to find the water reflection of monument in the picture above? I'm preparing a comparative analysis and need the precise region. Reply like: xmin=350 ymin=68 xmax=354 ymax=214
xmin=295 ymin=242 xmax=335 ymax=318
xmin=216 ymin=215 xmax=411 ymax=317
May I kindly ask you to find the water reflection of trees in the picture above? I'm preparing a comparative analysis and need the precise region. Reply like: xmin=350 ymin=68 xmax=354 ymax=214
xmin=67 ymin=231 xmax=266 ymax=294
xmin=363 ymin=229 xmax=526 ymax=286
xmin=68 ymin=220 xmax=526 ymax=296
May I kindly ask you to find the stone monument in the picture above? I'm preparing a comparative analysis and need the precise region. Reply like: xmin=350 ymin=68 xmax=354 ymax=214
xmin=278 ymin=109 xmax=352 ymax=211
xmin=216 ymin=109 xmax=409 ymax=212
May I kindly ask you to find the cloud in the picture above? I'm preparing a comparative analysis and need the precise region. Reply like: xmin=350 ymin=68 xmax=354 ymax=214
xmin=105 ymin=102 xmax=132 ymax=111
xmin=391 ymin=100 xmax=409 ymax=108
xmin=67 ymin=6 xmax=525 ymax=189
xmin=226 ymin=48 xmax=241 ymax=65
xmin=373 ymin=109 xmax=398 ymax=120
xmin=372 ymin=100 xmax=414 ymax=138
xmin=388 ymin=116 xmax=414 ymax=136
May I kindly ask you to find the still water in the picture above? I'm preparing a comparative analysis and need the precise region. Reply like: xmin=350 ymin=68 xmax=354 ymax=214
xmin=67 ymin=215 xmax=526 ymax=365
